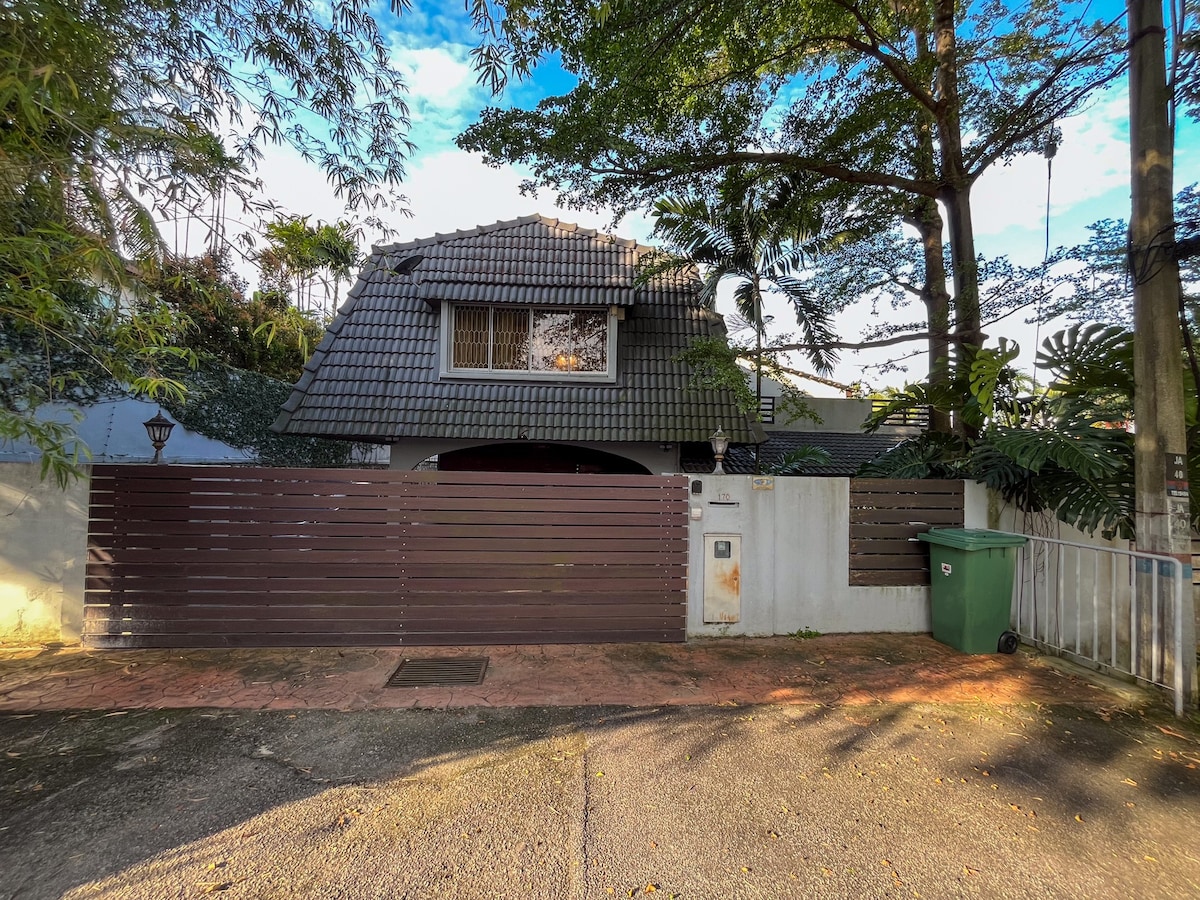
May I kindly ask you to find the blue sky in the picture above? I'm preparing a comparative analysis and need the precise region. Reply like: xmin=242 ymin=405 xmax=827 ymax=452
xmin=246 ymin=1 xmax=1196 ymax=392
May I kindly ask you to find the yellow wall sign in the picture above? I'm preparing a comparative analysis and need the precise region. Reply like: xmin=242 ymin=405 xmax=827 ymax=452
xmin=751 ymin=476 xmax=775 ymax=491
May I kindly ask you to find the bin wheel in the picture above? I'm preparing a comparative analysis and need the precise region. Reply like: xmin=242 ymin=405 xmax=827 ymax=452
xmin=997 ymin=631 xmax=1020 ymax=655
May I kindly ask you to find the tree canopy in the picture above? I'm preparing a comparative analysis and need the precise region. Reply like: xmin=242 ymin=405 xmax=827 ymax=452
xmin=1 ymin=0 xmax=409 ymax=480
xmin=462 ymin=0 xmax=1127 ymax=413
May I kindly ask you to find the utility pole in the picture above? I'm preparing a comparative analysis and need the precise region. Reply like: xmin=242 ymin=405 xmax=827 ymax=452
xmin=1128 ymin=0 xmax=1195 ymax=704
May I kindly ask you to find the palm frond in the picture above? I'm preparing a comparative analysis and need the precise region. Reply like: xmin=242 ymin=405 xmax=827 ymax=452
xmin=857 ymin=434 xmax=970 ymax=479
xmin=730 ymin=279 xmax=761 ymax=328
xmin=768 ymin=446 xmax=833 ymax=474
xmin=652 ymin=196 xmax=736 ymax=261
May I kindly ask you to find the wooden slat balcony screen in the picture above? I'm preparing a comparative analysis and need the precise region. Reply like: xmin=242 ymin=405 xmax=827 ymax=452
xmin=86 ymin=466 xmax=689 ymax=649
xmin=849 ymin=479 xmax=965 ymax=586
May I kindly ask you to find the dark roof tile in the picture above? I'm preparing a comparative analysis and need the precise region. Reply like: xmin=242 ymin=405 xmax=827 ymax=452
xmin=681 ymin=431 xmax=905 ymax=476
xmin=274 ymin=215 xmax=753 ymax=444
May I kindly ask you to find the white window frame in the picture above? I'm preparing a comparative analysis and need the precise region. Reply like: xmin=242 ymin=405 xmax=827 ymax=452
xmin=439 ymin=303 xmax=618 ymax=382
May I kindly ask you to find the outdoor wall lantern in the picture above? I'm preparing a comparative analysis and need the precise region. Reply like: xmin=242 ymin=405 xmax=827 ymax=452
xmin=709 ymin=426 xmax=729 ymax=475
xmin=143 ymin=411 xmax=175 ymax=464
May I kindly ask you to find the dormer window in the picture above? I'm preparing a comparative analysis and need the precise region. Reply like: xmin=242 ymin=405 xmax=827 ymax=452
xmin=441 ymin=305 xmax=617 ymax=381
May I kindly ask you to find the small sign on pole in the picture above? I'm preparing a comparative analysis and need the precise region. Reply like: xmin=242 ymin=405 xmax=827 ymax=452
xmin=1165 ymin=451 xmax=1189 ymax=499
xmin=1165 ymin=452 xmax=1191 ymax=546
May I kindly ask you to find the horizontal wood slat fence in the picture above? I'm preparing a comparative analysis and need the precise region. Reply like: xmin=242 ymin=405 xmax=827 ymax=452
xmin=848 ymin=479 xmax=965 ymax=586
xmin=86 ymin=466 xmax=688 ymax=648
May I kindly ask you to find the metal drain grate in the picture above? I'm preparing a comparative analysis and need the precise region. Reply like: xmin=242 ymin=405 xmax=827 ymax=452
xmin=387 ymin=657 xmax=489 ymax=687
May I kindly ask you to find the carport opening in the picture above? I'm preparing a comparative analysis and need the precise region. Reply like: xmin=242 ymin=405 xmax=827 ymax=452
xmin=434 ymin=442 xmax=650 ymax=474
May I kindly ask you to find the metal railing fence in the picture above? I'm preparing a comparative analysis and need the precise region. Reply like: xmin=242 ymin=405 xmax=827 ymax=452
xmin=998 ymin=531 xmax=1191 ymax=717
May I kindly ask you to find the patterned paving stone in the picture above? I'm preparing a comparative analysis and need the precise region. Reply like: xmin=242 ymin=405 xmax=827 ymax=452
xmin=0 ymin=634 xmax=1150 ymax=713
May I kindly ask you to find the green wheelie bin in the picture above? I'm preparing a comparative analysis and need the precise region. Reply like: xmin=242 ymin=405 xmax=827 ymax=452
xmin=918 ymin=528 xmax=1028 ymax=654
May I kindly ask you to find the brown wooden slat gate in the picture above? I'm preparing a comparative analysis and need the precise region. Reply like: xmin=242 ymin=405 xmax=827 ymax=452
xmin=85 ymin=466 xmax=688 ymax=648
xmin=848 ymin=479 xmax=965 ymax=586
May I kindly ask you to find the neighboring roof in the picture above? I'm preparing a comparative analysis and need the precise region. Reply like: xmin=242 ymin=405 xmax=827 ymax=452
xmin=0 ymin=396 xmax=251 ymax=465
xmin=681 ymin=431 xmax=905 ymax=476
xmin=273 ymin=215 xmax=755 ymax=444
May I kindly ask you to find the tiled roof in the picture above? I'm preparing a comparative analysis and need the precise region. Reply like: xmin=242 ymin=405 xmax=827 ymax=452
xmin=681 ymin=431 xmax=904 ymax=476
xmin=273 ymin=215 xmax=755 ymax=443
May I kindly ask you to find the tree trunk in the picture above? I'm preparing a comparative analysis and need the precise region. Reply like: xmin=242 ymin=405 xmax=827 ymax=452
xmin=907 ymin=23 xmax=954 ymax=435
xmin=909 ymin=195 xmax=953 ymax=434
xmin=940 ymin=184 xmax=982 ymax=353
xmin=933 ymin=0 xmax=981 ymax=437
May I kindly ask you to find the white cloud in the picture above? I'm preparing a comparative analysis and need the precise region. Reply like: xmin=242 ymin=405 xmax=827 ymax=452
xmin=385 ymin=149 xmax=653 ymax=244
xmin=208 ymin=143 xmax=653 ymax=297
xmin=971 ymin=92 xmax=1130 ymax=238
xmin=395 ymin=44 xmax=482 ymax=118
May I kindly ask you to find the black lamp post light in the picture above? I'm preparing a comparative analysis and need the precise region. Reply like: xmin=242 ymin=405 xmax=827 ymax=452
xmin=143 ymin=411 xmax=175 ymax=464
xmin=709 ymin=425 xmax=729 ymax=475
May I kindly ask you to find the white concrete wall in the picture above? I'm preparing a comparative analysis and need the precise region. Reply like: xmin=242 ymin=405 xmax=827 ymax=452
xmin=767 ymin=397 xmax=874 ymax=432
xmin=686 ymin=476 xmax=988 ymax=637
xmin=0 ymin=461 xmax=992 ymax=645
xmin=991 ymin=498 xmax=1131 ymax=551
xmin=0 ymin=463 xmax=89 ymax=645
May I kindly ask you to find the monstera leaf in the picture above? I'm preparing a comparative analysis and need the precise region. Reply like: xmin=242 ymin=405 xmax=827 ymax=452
xmin=968 ymin=339 xmax=1021 ymax=419
xmin=1036 ymin=323 xmax=1133 ymax=398
xmin=1034 ymin=456 xmax=1136 ymax=539
xmin=986 ymin=419 xmax=1127 ymax=480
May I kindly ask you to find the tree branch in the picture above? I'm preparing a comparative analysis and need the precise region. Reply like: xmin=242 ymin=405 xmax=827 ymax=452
xmin=588 ymin=151 xmax=938 ymax=197
xmin=807 ymin=31 xmax=937 ymax=112
xmin=767 ymin=331 xmax=964 ymax=353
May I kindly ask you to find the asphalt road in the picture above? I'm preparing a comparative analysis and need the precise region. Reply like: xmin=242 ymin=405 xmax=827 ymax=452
xmin=2 ymin=702 xmax=1199 ymax=899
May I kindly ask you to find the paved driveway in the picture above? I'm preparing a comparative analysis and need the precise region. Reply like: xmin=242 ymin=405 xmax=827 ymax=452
xmin=2 ymin=637 xmax=1198 ymax=898
xmin=2 ymin=703 xmax=1200 ymax=897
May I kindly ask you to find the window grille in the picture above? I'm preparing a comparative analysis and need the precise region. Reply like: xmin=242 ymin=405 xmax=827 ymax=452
xmin=758 ymin=396 xmax=776 ymax=424
xmin=452 ymin=306 xmax=489 ymax=369
xmin=450 ymin=306 xmax=609 ymax=376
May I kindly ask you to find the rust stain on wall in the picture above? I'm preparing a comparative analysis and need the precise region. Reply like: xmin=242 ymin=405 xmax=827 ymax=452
xmin=717 ymin=564 xmax=740 ymax=597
